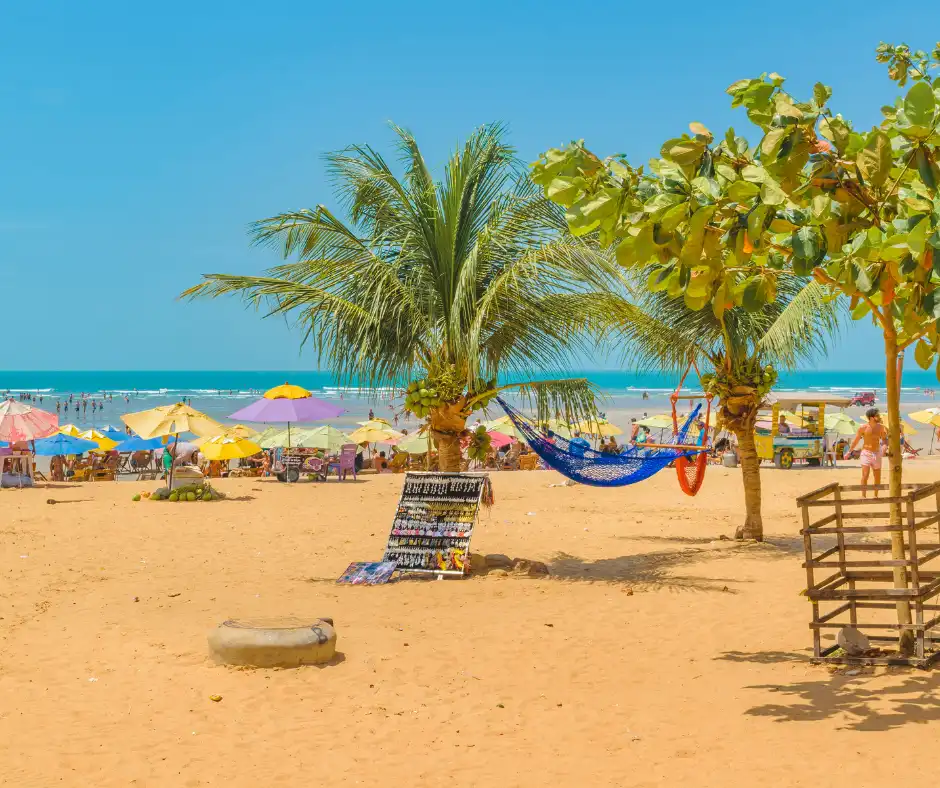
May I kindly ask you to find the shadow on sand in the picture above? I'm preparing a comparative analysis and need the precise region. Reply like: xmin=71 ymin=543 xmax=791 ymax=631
xmin=739 ymin=671 xmax=940 ymax=731
xmin=549 ymin=545 xmax=750 ymax=593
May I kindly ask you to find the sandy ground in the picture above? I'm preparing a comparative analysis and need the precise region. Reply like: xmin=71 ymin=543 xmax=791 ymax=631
xmin=4 ymin=461 xmax=940 ymax=787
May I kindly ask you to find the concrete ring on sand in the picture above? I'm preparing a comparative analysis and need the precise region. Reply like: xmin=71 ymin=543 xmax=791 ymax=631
xmin=208 ymin=617 xmax=337 ymax=668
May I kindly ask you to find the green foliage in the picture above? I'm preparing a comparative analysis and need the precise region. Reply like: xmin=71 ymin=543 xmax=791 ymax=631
xmin=533 ymin=43 xmax=940 ymax=377
xmin=466 ymin=426 xmax=492 ymax=462
xmin=183 ymin=124 xmax=616 ymax=426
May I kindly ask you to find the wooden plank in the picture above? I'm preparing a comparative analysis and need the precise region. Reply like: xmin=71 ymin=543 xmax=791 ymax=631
xmin=804 ymin=523 xmax=906 ymax=535
xmin=816 ymin=602 xmax=851 ymax=623
xmin=811 ymin=621 xmax=930 ymax=631
xmin=812 ymin=545 xmax=839 ymax=562
xmin=795 ymin=482 xmax=838 ymax=505
xmin=806 ymin=558 xmax=914 ymax=568
xmin=807 ymin=512 xmax=838 ymax=529
xmin=804 ymin=496 xmax=907 ymax=507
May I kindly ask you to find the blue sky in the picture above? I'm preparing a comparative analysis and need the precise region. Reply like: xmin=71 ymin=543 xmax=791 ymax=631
xmin=0 ymin=1 xmax=929 ymax=371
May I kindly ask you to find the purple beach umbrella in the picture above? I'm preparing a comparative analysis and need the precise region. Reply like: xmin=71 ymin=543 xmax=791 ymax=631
xmin=229 ymin=396 xmax=345 ymax=424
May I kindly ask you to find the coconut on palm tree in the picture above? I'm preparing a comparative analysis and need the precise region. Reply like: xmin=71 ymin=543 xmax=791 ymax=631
xmin=597 ymin=276 xmax=841 ymax=540
xmin=182 ymin=124 xmax=612 ymax=470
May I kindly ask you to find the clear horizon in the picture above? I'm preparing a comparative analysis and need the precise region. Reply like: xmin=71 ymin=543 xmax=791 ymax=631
xmin=1 ymin=2 xmax=931 ymax=371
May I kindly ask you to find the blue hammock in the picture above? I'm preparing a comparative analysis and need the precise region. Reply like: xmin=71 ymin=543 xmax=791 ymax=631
xmin=497 ymin=397 xmax=704 ymax=488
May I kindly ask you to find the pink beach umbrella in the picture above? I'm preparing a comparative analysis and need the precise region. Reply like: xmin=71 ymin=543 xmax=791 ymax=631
xmin=487 ymin=430 xmax=515 ymax=449
xmin=0 ymin=399 xmax=59 ymax=442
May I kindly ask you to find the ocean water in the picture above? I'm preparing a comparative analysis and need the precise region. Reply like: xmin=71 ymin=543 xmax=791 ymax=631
xmin=2 ymin=369 xmax=938 ymax=432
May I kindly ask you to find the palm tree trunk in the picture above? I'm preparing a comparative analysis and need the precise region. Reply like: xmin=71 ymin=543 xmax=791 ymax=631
xmin=429 ymin=402 xmax=468 ymax=473
xmin=884 ymin=329 xmax=914 ymax=655
xmin=734 ymin=428 xmax=763 ymax=541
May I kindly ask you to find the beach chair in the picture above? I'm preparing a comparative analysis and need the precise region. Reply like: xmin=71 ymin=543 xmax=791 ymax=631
xmin=389 ymin=452 xmax=408 ymax=473
xmin=328 ymin=444 xmax=357 ymax=481
xmin=518 ymin=453 xmax=539 ymax=471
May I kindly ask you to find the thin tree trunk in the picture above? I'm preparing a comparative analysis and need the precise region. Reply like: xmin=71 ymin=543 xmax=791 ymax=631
xmin=884 ymin=329 xmax=914 ymax=654
xmin=734 ymin=428 xmax=763 ymax=541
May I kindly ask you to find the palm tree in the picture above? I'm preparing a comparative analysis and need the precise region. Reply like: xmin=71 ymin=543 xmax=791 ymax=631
xmin=597 ymin=276 xmax=842 ymax=540
xmin=182 ymin=123 xmax=614 ymax=470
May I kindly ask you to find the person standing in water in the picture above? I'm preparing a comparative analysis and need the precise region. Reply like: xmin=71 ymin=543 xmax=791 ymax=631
xmin=846 ymin=408 xmax=888 ymax=498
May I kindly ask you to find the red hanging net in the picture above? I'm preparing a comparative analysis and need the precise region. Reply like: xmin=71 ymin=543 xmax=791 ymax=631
xmin=671 ymin=361 xmax=712 ymax=497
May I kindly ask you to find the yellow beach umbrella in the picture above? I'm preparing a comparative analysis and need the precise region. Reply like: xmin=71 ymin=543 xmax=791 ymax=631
xmin=909 ymin=408 xmax=940 ymax=428
xmin=78 ymin=428 xmax=119 ymax=452
xmin=264 ymin=382 xmax=311 ymax=400
xmin=197 ymin=434 xmax=263 ymax=460
xmin=58 ymin=423 xmax=82 ymax=437
xmin=121 ymin=403 xmax=224 ymax=489
xmin=574 ymin=418 xmax=624 ymax=436
xmin=121 ymin=402 xmax=223 ymax=440
xmin=347 ymin=425 xmax=404 ymax=444
xmin=777 ymin=409 xmax=807 ymax=427
xmin=637 ymin=414 xmax=674 ymax=429
xmin=225 ymin=423 xmax=259 ymax=438
xmin=357 ymin=418 xmax=393 ymax=429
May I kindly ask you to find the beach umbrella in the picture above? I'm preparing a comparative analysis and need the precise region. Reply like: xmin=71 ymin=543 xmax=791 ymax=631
xmin=33 ymin=434 xmax=98 ymax=456
xmin=573 ymin=418 xmax=624 ymax=436
xmin=257 ymin=428 xmax=290 ymax=449
xmin=121 ymin=402 xmax=224 ymax=440
xmin=263 ymin=382 xmax=313 ymax=400
xmin=886 ymin=416 xmax=918 ymax=435
xmin=78 ymin=428 xmax=119 ymax=452
xmin=637 ymin=414 xmax=674 ymax=429
xmin=357 ymin=418 xmax=393 ymax=428
xmin=488 ymin=430 xmax=514 ymax=449
xmin=229 ymin=394 xmax=344 ymax=448
xmin=58 ymin=423 xmax=82 ymax=436
xmin=197 ymin=434 xmax=263 ymax=460
xmin=293 ymin=426 xmax=357 ymax=452
xmin=394 ymin=432 xmax=432 ymax=454
xmin=0 ymin=399 xmax=59 ymax=442
xmin=114 ymin=435 xmax=166 ymax=452
xmin=96 ymin=426 xmax=128 ymax=442
xmin=121 ymin=402 xmax=224 ymax=489
xmin=226 ymin=423 xmax=259 ymax=439
xmin=347 ymin=425 xmax=404 ymax=444
xmin=909 ymin=408 xmax=940 ymax=427
xmin=824 ymin=413 xmax=858 ymax=436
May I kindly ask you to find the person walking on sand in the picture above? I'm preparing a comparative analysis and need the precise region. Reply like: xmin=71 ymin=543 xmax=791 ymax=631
xmin=846 ymin=408 xmax=888 ymax=498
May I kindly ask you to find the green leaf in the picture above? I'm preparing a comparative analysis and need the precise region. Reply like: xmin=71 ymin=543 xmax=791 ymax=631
xmin=691 ymin=176 xmax=720 ymax=200
xmin=818 ymin=116 xmax=849 ymax=151
xmin=741 ymin=277 xmax=764 ymax=312
xmin=813 ymin=82 xmax=832 ymax=107
xmin=667 ymin=139 xmax=706 ymax=165
xmin=647 ymin=266 xmax=672 ymax=293
xmin=915 ymin=147 xmax=938 ymax=190
xmin=856 ymin=130 xmax=892 ymax=187
xmin=925 ymin=290 xmax=940 ymax=320
xmin=679 ymin=205 xmax=717 ymax=264
xmin=761 ymin=127 xmax=789 ymax=159
xmin=741 ymin=165 xmax=765 ymax=183
xmin=727 ymin=180 xmax=760 ymax=201
xmin=854 ymin=263 xmax=874 ymax=293
xmin=850 ymin=300 xmax=871 ymax=320
xmin=659 ymin=201 xmax=689 ymax=232
xmin=904 ymin=80 xmax=936 ymax=128
xmin=546 ymin=177 xmax=581 ymax=207
xmin=760 ymin=178 xmax=788 ymax=206
xmin=689 ymin=122 xmax=713 ymax=142
xmin=915 ymin=339 xmax=933 ymax=371
xmin=791 ymin=227 xmax=820 ymax=275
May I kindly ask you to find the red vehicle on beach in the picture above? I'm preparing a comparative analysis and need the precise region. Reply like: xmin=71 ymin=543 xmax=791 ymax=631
xmin=850 ymin=391 xmax=876 ymax=407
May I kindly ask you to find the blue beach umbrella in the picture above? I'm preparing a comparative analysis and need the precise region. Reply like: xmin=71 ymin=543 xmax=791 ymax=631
xmin=33 ymin=434 xmax=99 ymax=456
xmin=97 ymin=426 xmax=129 ymax=442
xmin=114 ymin=435 xmax=166 ymax=452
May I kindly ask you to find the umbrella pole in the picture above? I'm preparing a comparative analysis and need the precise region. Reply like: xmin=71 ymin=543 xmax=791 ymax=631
xmin=168 ymin=433 xmax=180 ymax=491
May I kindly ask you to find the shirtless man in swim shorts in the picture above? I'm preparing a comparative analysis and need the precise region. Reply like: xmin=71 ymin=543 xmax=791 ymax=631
xmin=846 ymin=407 xmax=887 ymax=497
